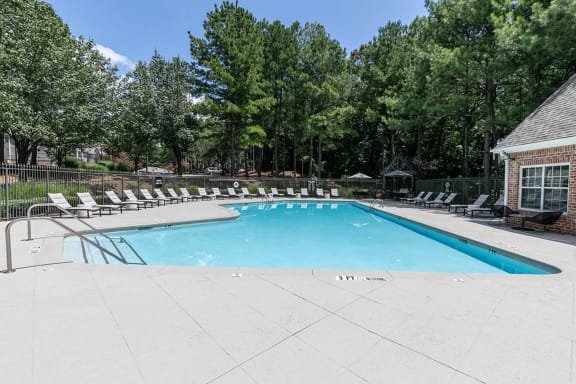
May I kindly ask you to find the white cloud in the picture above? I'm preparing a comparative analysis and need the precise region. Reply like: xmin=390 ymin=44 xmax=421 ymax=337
xmin=95 ymin=44 xmax=135 ymax=71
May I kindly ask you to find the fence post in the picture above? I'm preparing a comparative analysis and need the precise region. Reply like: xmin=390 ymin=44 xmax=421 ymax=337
xmin=4 ymin=164 xmax=9 ymax=220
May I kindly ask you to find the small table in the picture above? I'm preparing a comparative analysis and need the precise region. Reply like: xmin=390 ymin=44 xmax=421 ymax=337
xmin=508 ymin=213 xmax=534 ymax=231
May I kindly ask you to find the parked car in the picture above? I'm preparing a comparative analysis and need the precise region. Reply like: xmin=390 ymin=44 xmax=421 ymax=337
xmin=204 ymin=167 xmax=222 ymax=175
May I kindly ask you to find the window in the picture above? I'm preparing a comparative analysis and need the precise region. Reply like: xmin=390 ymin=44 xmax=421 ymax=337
xmin=520 ymin=164 xmax=569 ymax=212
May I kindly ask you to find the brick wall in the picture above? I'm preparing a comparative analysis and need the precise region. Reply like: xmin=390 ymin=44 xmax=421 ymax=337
xmin=506 ymin=144 xmax=576 ymax=233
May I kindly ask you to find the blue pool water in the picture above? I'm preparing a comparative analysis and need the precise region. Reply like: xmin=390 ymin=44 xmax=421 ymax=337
xmin=64 ymin=202 xmax=558 ymax=274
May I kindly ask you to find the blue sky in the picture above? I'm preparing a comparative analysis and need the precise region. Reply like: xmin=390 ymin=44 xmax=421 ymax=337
xmin=47 ymin=0 xmax=428 ymax=73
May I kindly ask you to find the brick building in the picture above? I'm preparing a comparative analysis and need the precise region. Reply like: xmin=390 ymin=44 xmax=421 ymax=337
xmin=492 ymin=74 xmax=576 ymax=233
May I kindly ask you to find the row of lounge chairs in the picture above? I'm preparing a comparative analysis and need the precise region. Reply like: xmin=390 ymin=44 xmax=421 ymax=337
xmin=400 ymin=191 xmax=459 ymax=209
xmin=195 ymin=187 xmax=340 ymax=200
xmin=48 ymin=186 xmax=342 ymax=217
xmin=399 ymin=191 xmax=564 ymax=229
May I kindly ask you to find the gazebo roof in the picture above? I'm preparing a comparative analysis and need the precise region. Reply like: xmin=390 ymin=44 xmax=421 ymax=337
xmin=382 ymin=154 xmax=421 ymax=177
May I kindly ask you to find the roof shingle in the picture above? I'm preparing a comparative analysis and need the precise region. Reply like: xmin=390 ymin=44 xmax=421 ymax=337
xmin=494 ymin=73 xmax=576 ymax=151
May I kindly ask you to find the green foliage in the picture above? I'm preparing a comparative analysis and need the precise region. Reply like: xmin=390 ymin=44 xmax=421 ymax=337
xmin=84 ymin=163 xmax=108 ymax=171
xmin=62 ymin=158 xmax=82 ymax=169
xmin=2 ymin=0 xmax=575 ymax=183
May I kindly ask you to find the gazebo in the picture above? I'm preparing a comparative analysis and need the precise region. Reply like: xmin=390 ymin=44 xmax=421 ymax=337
xmin=382 ymin=154 xmax=421 ymax=198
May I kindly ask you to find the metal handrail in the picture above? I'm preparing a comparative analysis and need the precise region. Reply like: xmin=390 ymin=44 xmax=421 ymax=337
xmin=3 ymin=216 xmax=130 ymax=273
xmin=26 ymin=204 xmax=128 ymax=262
xmin=3 ymin=203 xmax=132 ymax=273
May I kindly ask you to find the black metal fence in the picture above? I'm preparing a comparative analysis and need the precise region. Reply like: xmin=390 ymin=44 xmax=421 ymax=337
xmin=415 ymin=177 xmax=504 ymax=205
xmin=0 ymin=163 xmax=504 ymax=219
xmin=0 ymin=164 xmax=383 ymax=219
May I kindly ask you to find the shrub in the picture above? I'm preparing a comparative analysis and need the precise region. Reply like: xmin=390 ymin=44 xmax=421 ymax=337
xmin=84 ymin=163 xmax=108 ymax=171
xmin=62 ymin=158 xmax=83 ymax=168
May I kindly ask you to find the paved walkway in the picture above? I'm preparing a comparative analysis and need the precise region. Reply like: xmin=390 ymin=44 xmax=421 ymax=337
xmin=0 ymin=199 xmax=575 ymax=384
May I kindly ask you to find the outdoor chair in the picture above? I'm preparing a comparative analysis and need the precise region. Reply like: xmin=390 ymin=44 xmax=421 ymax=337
xmin=154 ymin=188 xmax=180 ymax=204
xmin=241 ymin=187 xmax=257 ymax=198
xmin=270 ymin=187 xmax=284 ymax=197
xmin=166 ymin=188 xmax=190 ymax=202
xmin=197 ymin=187 xmax=216 ymax=200
xmin=449 ymin=194 xmax=489 ymax=214
xmin=423 ymin=192 xmax=446 ymax=208
xmin=439 ymin=193 xmax=458 ymax=209
xmin=124 ymin=189 xmax=157 ymax=208
xmin=330 ymin=188 xmax=340 ymax=198
xmin=105 ymin=190 xmax=145 ymax=210
xmin=510 ymin=210 xmax=563 ymax=231
xmin=77 ymin=192 xmax=122 ymax=215
xmin=315 ymin=188 xmax=325 ymax=198
xmin=409 ymin=191 xmax=432 ymax=205
xmin=300 ymin=188 xmax=310 ymax=198
xmin=48 ymin=193 xmax=100 ymax=218
xmin=179 ymin=187 xmax=200 ymax=201
xmin=491 ymin=204 xmax=519 ymax=218
xmin=141 ymin=188 xmax=169 ymax=205
xmin=227 ymin=187 xmax=243 ymax=199
xmin=468 ymin=196 xmax=504 ymax=217
xmin=286 ymin=188 xmax=297 ymax=197
xmin=402 ymin=191 xmax=424 ymax=204
xmin=258 ymin=187 xmax=272 ymax=199
xmin=211 ymin=187 xmax=230 ymax=199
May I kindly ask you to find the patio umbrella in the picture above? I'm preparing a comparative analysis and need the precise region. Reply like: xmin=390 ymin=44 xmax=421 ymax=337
xmin=384 ymin=170 xmax=412 ymax=177
xmin=347 ymin=172 xmax=372 ymax=179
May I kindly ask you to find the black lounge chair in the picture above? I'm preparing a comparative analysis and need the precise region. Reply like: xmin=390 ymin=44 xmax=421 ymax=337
xmin=491 ymin=205 xmax=518 ymax=218
xmin=510 ymin=211 xmax=563 ymax=230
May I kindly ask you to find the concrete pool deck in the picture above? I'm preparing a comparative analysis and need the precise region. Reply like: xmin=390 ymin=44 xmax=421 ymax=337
xmin=1 ymin=199 xmax=575 ymax=384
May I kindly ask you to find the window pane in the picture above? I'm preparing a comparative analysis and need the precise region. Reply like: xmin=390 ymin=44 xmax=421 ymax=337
xmin=544 ymin=189 xmax=568 ymax=212
xmin=521 ymin=188 xmax=541 ymax=209
xmin=522 ymin=167 xmax=542 ymax=187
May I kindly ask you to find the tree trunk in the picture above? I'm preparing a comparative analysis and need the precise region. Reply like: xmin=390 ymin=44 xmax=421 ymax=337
xmin=14 ymin=138 xmax=31 ymax=165
xmin=30 ymin=143 xmax=38 ymax=165
xmin=317 ymin=136 xmax=322 ymax=179
xmin=308 ymin=137 xmax=314 ymax=178
xmin=483 ymin=76 xmax=497 ymax=193
xmin=0 ymin=134 xmax=5 ymax=163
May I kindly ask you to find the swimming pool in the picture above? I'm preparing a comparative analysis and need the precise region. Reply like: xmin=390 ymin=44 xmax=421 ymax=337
xmin=63 ymin=202 xmax=559 ymax=274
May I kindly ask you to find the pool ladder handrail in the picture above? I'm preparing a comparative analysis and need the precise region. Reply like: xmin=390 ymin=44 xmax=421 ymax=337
xmin=368 ymin=199 xmax=383 ymax=209
xmin=260 ymin=193 xmax=274 ymax=203
xmin=3 ymin=203 xmax=141 ymax=273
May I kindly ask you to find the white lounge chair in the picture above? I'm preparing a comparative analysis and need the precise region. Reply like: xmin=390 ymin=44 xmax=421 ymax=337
xmin=154 ymin=188 xmax=180 ymax=204
xmin=166 ymin=188 xmax=190 ymax=202
xmin=258 ymin=187 xmax=271 ymax=199
xmin=179 ymin=187 xmax=200 ymax=201
xmin=141 ymin=188 xmax=169 ymax=205
xmin=286 ymin=188 xmax=297 ymax=197
xmin=300 ymin=188 xmax=310 ymax=198
xmin=270 ymin=187 xmax=284 ymax=197
xmin=468 ymin=196 xmax=504 ymax=217
xmin=449 ymin=194 xmax=490 ymax=215
xmin=105 ymin=190 xmax=145 ymax=210
xmin=410 ymin=192 xmax=433 ymax=205
xmin=425 ymin=192 xmax=456 ymax=209
xmin=315 ymin=188 xmax=325 ymax=198
xmin=422 ymin=192 xmax=445 ymax=208
xmin=227 ymin=187 xmax=243 ymax=199
xmin=330 ymin=188 xmax=340 ymax=198
xmin=402 ymin=191 xmax=424 ymax=204
xmin=197 ymin=187 xmax=216 ymax=200
xmin=212 ymin=187 xmax=230 ymax=199
xmin=124 ymin=189 xmax=157 ymax=208
xmin=48 ymin=193 xmax=99 ymax=217
xmin=77 ymin=192 xmax=122 ymax=215
xmin=241 ymin=187 xmax=257 ymax=198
